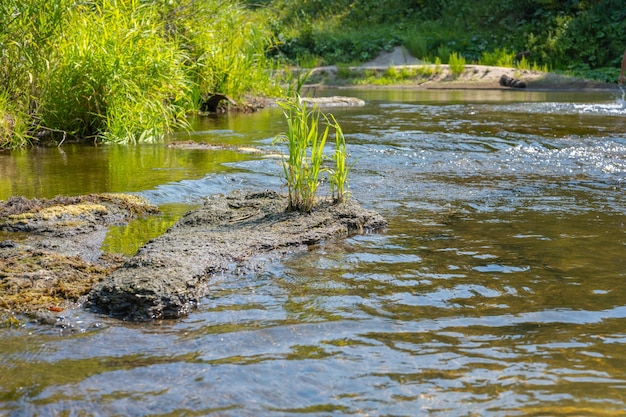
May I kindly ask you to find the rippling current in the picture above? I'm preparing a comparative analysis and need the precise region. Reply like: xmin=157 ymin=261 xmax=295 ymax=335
xmin=1 ymin=89 xmax=625 ymax=416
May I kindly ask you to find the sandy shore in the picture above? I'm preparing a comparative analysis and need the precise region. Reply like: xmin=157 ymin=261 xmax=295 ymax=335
xmin=306 ymin=46 xmax=616 ymax=91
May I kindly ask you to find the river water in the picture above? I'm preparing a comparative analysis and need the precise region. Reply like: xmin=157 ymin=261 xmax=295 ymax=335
xmin=1 ymin=88 xmax=625 ymax=416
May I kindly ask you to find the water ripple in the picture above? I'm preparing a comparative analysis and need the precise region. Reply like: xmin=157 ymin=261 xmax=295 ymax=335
xmin=3 ymin=90 xmax=626 ymax=416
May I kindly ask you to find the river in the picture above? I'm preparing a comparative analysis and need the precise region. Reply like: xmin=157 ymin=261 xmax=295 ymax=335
xmin=1 ymin=88 xmax=625 ymax=416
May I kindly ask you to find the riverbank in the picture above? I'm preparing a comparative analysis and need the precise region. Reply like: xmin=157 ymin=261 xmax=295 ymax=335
xmin=293 ymin=46 xmax=616 ymax=92
xmin=305 ymin=65 xmax=615 ymax=91
xmin=236 ymin=67 xmax=613 ymax=113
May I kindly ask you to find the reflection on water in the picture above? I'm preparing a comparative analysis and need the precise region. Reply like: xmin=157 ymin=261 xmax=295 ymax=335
xmin=1 ymin=89 xmax=626 ymax=415
xmin=0 ymin=111 xmax=282 ymax=201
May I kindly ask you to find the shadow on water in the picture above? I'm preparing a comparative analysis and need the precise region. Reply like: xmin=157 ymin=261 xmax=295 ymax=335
xmin=1 ymin=88 xmax=626 ymax=415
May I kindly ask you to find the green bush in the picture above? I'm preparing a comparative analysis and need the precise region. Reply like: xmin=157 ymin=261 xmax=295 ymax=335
xmin=277 ymin=23 xmax=399 ymax=64
xmin=479 ymin=48 xmax=515 ymax=67
xmin=449 ymin=52 xmax=466 ymax=77
xmin=384 ymin=66 xmax=400 ymax=81
xmin=0 ymin=0 xmax=280 ymax=148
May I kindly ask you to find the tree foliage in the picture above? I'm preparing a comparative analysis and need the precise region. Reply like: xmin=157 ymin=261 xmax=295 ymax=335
xmin=262 ymin=0 xmax=626 ymax=72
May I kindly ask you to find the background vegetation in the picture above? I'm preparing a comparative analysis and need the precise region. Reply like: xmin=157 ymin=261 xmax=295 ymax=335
xmin=256 ymin=0 xmax=626 ymax=79
xmin=2 ymin=0 xmax=625 ymax=149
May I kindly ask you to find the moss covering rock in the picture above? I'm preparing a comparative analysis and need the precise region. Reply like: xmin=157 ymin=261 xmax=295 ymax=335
xmin=0 ymin=193 xmax=158 ymax=321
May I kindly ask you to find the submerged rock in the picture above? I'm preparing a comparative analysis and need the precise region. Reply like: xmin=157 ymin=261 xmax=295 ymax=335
xmin=300 ymin=96 xmax=365 ymax=107
xmin=88 ymin=190 xmax=386 ymax=321
xmin=0 ymin=193 xmax=158 ymax=237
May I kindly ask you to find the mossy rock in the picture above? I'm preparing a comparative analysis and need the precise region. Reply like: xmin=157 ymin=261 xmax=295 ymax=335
xmin=0 ymin=193 xmax=159 ymax=319
xmin=0 ymin=193 xmax=158 ymax=236
xmin=0 ymin=243 xmax=124 ymax=317
xmin=88 ymin=190 xmax=387 ymax=321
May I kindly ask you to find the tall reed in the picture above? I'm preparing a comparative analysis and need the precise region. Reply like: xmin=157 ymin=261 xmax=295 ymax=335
xmin=327 ymin=114 xmax=349 ymax=203
xmin=0 ymin=0 xmax=67 ymax=103
xmin=275 ymin=97 xmax=349 ymax=212
xmin=168 ymin=0 xmax=279 ymax=101
xmin=0 ymin=0 xmax=280 ymax=148
xmin=275 ymin=98 xmax=328 ymax=212
xmin=0 ymin=92 xmax=30 ymax=149
xmin=0 ymin=0 xmax=69 ymax=148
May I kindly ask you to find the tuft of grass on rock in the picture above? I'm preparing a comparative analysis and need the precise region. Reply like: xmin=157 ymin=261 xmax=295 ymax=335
xmin=274 ymin=96 xmax=350 ymax=212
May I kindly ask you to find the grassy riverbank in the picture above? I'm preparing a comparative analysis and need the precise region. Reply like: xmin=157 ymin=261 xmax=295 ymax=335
xmin=261 ymin=0 xmax=625 ymax=78
xmin=2 ymin=0 xmax=623 ymax=149
xmin=0 ymin=0 xmax=280 ymax=148
xmin=298 ymin=53 xmax=617 ymax=91
xmin=259 ymin=0 xmax=624 ymax=93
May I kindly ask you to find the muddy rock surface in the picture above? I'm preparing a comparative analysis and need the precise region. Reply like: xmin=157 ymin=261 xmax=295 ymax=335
xmin=0 ymin=194 xmax=158 ymax=262
xmin=0 ymin=194 xmax=157 ymax=321
xmin=88 ymin=190 xmax=387 ymax=321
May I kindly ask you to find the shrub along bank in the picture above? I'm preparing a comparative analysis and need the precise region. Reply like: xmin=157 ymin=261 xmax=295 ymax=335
xmin=256 ymin=0 xmax=626 ymax=81
xmin=0 ymin=0 xmax=280 ymax=148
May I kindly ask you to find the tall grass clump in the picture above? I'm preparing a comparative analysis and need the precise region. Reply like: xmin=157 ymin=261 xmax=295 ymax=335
xmin=436 ymin=45 xmax=452 ymax=64
xmin=169 ymin=0 xmax=279 ymax=102
xmin=0 ymin=0 xmax=67 ymax=104
xmin=327 ymin=114 xmax=349 ymax=203
xmin=449 ymin=52 xmax=466 ymax=77
xmin=40 ymin=0 xmax=190 ymax=143
xmin=0 ymin=0 xmax=69 ymax=148
xmin=516 ymin=57 xmax=549 ymax=73
xmin=0 ymin=0 xmax=280 ymax=148
xmin=405 ymin=35 xmax=429 ymax=60
xmin=274 ymin=97 xmax=349 ymax=212
xmin=479 ymin=48 xmax=515 ymax=67
xmin=275 ymin=98 xmax=328 ymax=212
xmin=0 ymin=93 xmax=30 ymax=149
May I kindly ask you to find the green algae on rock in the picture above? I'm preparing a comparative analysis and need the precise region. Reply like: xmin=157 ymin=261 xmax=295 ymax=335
xmin=0 ymin=193 xmax=158 ymax=319
xmin=0 ymin=194 xmax=158 ymax=235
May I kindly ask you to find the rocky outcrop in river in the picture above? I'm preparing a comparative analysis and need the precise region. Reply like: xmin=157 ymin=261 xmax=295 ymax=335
xmin=87 ymin=190 xmax=386 ymax=321
xmin=0 ymin=194 xmax=157 ymax=317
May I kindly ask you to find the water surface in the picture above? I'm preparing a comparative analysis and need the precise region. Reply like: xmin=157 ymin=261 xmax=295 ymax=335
xmin=1 ymin=88 xmax=625 ymax=416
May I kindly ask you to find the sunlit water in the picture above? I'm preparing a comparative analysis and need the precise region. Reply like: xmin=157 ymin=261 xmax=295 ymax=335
xmin=1 ymin=89 xmax=625 ymax=416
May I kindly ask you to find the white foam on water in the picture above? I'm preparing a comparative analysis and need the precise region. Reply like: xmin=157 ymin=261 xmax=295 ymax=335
xmin=573 ymin=100 xmax=626 ymax=115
